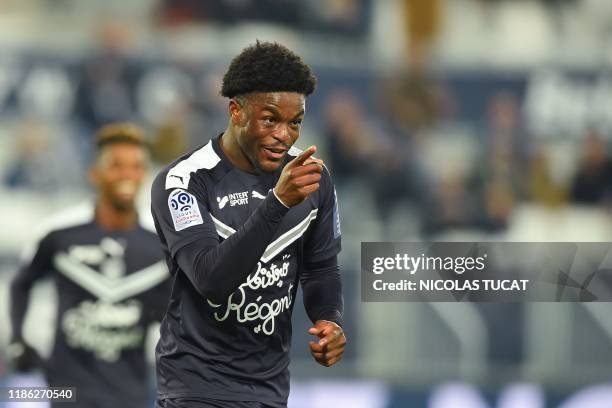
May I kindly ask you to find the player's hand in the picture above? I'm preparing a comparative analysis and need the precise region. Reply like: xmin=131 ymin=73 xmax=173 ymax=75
xmin=308 ymin=320 xmax=346 ymax=367
xmin=274 ymin=146 xmax=323 ymax=207
xmin=7 ymin=340 xmax=44 ymax=372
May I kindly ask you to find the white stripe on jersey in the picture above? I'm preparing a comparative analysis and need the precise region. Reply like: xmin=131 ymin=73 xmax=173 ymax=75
xmin=211 ymin=210 xmax=318 ymax=263
xmin=165 ymin=141 xmax=221 ymax=190
xmin=261 ymin=209 xmax=318 ymax=263
xmin=54 ymin=254 xmax=168 ymax=302
xmin=210 ymin=215 xmax=235 ymax=239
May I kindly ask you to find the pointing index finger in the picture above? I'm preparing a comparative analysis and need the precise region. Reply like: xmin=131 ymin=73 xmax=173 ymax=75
xmin=290 ymin=145 xmax=317 ymax=167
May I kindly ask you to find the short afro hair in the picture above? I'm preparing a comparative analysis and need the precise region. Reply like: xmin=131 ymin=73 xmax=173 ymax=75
xmin=221 ymin=41 xmax=316 ymax=98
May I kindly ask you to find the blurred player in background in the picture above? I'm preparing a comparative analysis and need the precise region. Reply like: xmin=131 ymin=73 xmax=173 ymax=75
xmin=151 ymin=41 xmax=346 ymax=408
xmin=8 ymin=123 xmax=171 ymax=408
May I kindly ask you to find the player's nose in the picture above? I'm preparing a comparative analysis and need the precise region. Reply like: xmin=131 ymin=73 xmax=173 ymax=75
xmin=117 ymin=165 xmax=144 ymax=181
xmin=272 ymin=124 xmax=291 ymax=147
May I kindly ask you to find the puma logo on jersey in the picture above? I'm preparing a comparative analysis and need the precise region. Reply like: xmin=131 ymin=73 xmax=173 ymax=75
xmin=217 ymin=191 xmax=249 ymax=209
xmin=251 ymin=190 xmax=266 ymax=200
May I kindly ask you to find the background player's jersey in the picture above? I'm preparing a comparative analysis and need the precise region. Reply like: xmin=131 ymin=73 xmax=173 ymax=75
xmin=14 ymin=203 xmax=170 ymax=408
xmin=151 ymin=135 xmax=341 ymax=406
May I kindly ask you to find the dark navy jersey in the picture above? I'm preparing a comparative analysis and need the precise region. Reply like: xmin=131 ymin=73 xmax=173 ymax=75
xmin=11 ymin=203 xmax=170 ymax=408
xmin=150 ymin=135 xmax=341 ymax=406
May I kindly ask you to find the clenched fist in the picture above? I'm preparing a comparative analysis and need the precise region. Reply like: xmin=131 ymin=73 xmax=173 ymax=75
xmin=308 ymin=320 xmax=346 ymax=367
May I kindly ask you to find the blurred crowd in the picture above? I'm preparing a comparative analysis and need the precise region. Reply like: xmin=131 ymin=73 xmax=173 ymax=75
xmin=158 ymin=0 xmax=371 ymax=36
xmin=4 ymin=50 xmax=612 ymax=241
xmin=323 ymin=73 xmax=612 ymax=237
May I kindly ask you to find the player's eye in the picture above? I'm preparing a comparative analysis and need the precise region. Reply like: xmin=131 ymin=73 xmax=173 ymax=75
xmin=290 ymin=119 xmax=303 ymax=127
xmin=262 ymin=117 xmax=276 ymax=125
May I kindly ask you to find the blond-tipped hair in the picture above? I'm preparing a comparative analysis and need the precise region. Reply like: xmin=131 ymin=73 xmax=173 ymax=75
xmin=95 ymin=122 xmax=147 ymax=149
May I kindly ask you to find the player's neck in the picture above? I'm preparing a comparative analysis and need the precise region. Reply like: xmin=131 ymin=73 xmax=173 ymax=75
xmin=95 ymin=198 xmax=138 ymax=230
xmin=220 ymin=129 xmax=255 ymax=173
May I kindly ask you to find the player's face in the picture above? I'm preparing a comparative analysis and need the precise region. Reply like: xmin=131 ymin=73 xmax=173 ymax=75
xmin=235 ymin=92 xmax=305 ymax=173
xmin=91 ymin=143 xmax=148 ymax=212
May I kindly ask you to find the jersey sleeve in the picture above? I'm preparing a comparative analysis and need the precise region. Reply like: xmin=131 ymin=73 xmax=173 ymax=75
xmin=150 ymin=175 xmax=220 ymax=260
xmin=303 ymin=168 xmax=342 ymax=263
xmin=19 ymin=232 xmax=55 ymax=279
xmin=300 ymin=256 xmax=343 ymax=327
xmin=10 ymin=232 xmax=54 ymax=341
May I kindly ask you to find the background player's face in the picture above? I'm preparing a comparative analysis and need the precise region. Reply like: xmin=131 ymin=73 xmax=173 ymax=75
xmin=90 ymin=142 xmax=148 ymax=212
xmin=233 ymin=92 xmax=305 ymax=173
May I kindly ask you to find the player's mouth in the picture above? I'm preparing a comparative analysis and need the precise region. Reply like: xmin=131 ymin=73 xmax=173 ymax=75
xmin=114 ymin=180 xmax=138 ymax=199
xmin=261 ymin=146 xmax=287 ymax=161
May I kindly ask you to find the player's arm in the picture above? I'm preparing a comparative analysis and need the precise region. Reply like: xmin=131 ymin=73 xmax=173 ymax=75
xmin=301 ymin=166 xmax=345 ymax=367
xmin=8 ymin=233 xmax=52 ymax=371
xmin=153 ymin=146 xmax=323 ymax=303
xmin=302 ymin=256 xmax=346 ymax=367
xmin=301 ymin=256 xmax=343 ymax=327
xmin=173 ymin=194 xmax=288 ymax=303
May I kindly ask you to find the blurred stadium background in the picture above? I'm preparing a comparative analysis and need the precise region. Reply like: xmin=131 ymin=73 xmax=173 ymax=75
xmin=1 ymin=0 xmax=612 ymax=406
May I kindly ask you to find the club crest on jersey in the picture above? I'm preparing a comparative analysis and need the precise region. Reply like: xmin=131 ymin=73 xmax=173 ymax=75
xmin=217 ymin=191 xmax=249 ymax=209
xmin=168 ymin=189 xmax=203 ymax=231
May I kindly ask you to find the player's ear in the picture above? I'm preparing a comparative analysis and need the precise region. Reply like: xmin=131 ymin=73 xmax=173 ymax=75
xmin=229 ymin=98 xmax=246 ymax=126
